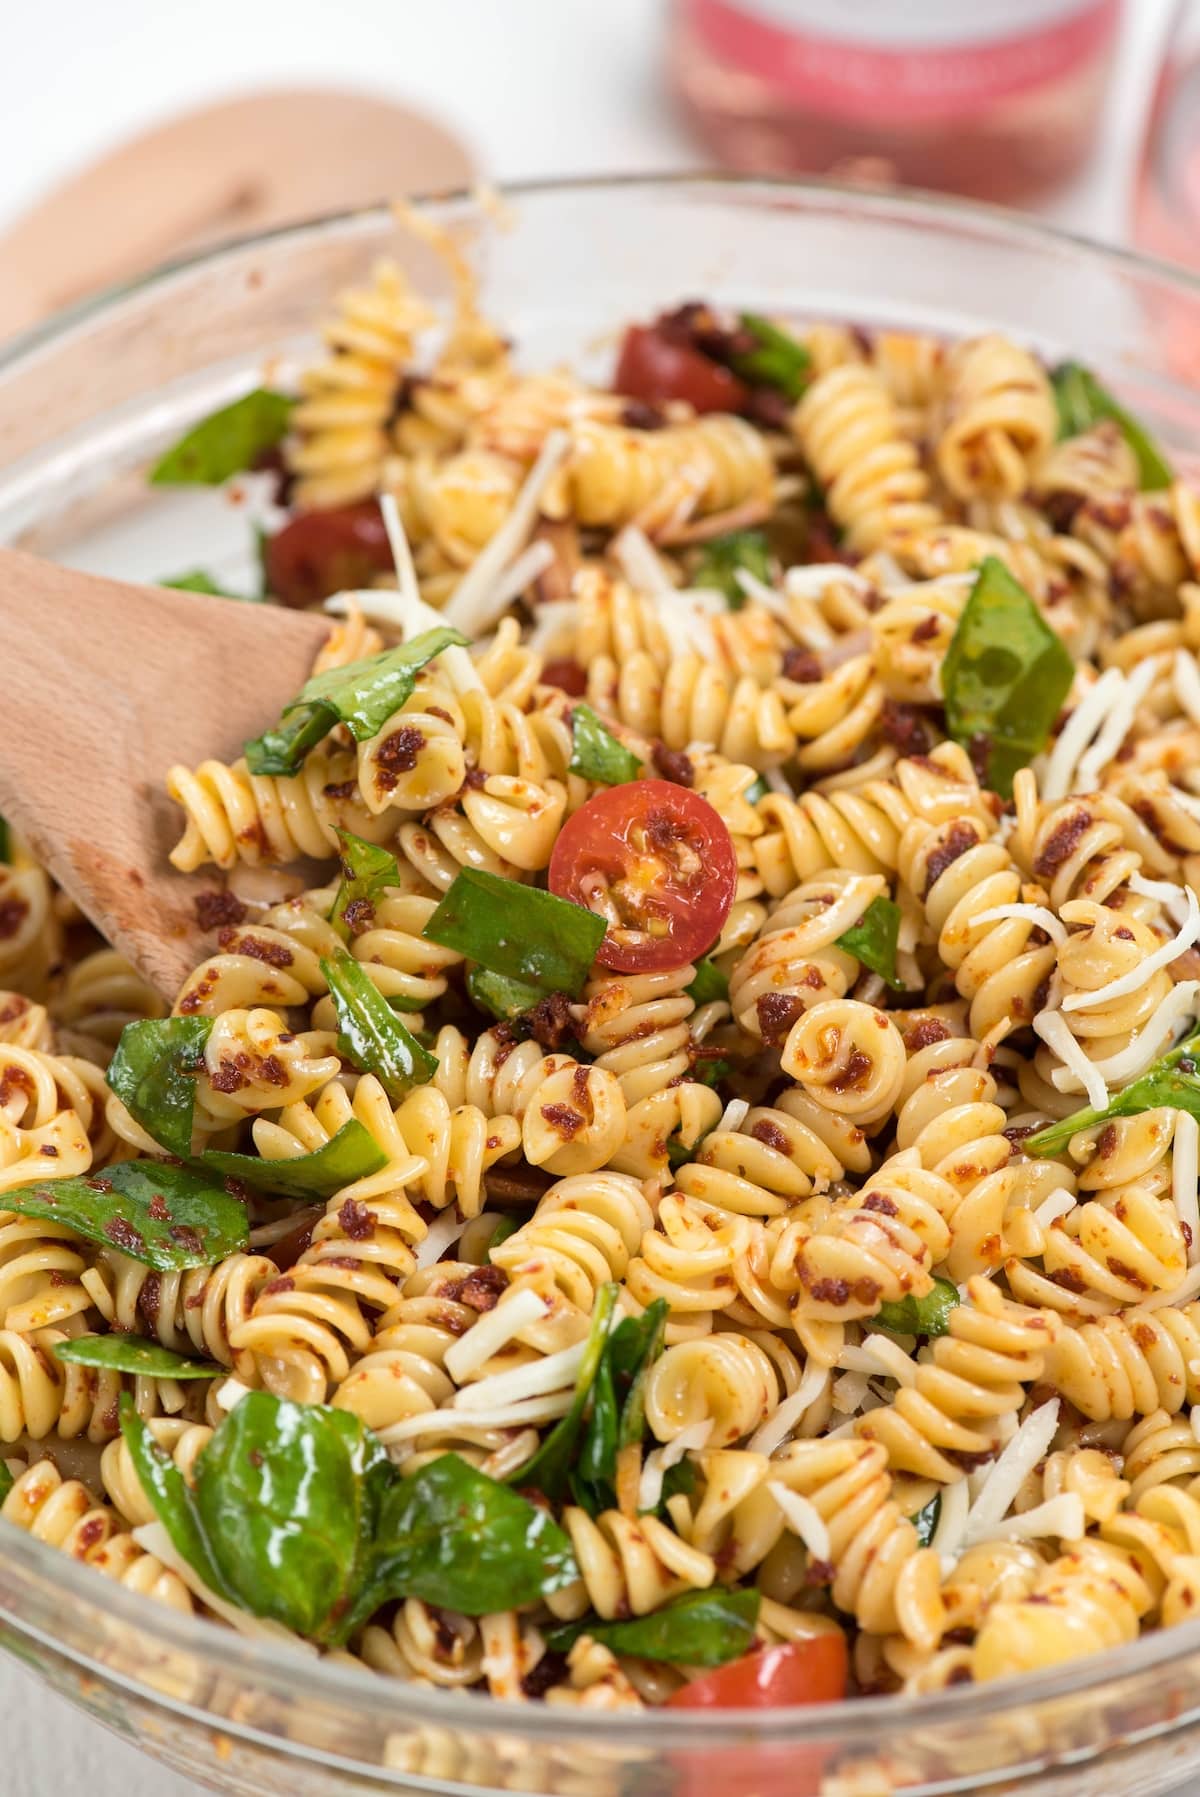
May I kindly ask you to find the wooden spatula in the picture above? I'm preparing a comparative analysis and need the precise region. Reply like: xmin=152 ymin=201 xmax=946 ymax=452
xmin=0 ymin=548 xmax=332 ymax=997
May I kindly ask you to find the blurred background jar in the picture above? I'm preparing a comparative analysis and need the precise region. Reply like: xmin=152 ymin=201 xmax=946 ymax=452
xmin=1134 ymin=0 xmax=1200 ymax=266
xmin=667 ymin=0 xmax=1123 ymax=204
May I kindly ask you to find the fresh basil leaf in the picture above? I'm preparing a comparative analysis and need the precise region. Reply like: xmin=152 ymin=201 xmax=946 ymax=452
xmin=912 ymin=1494 xmax=941 ymax=1548
xmin=548 ymin=1587 xmax=761 ymax=1668
xmin=941 ymin=557 xmax=1073 ymax=799
xmin=244 ymin=628 xmax=469 ymax=776
xmin=194 ymin=1391 xmax=390 ymax=1642
xmin=693 ymin=1057 xmax=732 ymax=1089
xmin=693 ymin=529 xmax=772 ymax=610
xmin=486 ymin=1215 xmax=520 ymax=1259
xmin=661 ymin=1458 xmax=696 ymax=1504
xmin=330 ymin=829 xmax=401 ymax=943
xmin=467 ymin=966 xmax=546 ymax=1023
xmin=1027 ymin=1022 xmax=1200 ymax=1158
xmin=836 ymin=896 xmax=904 ymax=991
xmin=569 ymin=705 xmax=642 ymax=786
xmin=729 ymin=313 xmax=811 ymax=401
xmin=198 ymin=1118 xmax=387 ymax=1199
xmin=5 ymin=1162 xmax=248 ymax=1269
xmin=160 ymin=570 xmax=261 ymax=602
xmin=53 ymin=1335 xmax=216 ymax=1379
xmin=870 ymin=1274 xmax=959 ymax=1339
xmin=744 ymin=774 xmax=768 ymax=805
xmin=351 ymin=1453 xmax=578 ymax=1632
xmin=686 ymin=956 xmax=729 ymax=1006
xmin=572 ymin=1299 xmax=669 ymax=1518
xmin=508 ymin=1284 xmax=619 ymax=1502
xmin=107 ymin=1016 xmax=212 ymax=1158
xmin=150 ymin=389 xmax=294 ymax=486
xmin=424 ymin=868 xmax=607 ymax=999
xmin=0 ymin=814 xmax=8 ymax=862
xmin=322 ymin=949 xmax=437 ymax=1101
xmin=1051 ymin=361 xmax=1172 ymax=491
xmin=119 ymin=1396 xmax=234 ymax=1598
xmin=0 ymin=1460 xmax=12 ymax=1504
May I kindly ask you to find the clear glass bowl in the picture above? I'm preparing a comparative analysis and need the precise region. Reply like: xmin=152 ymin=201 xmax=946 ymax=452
xmin=5 ymin=175 xmax=1200 ymax=1797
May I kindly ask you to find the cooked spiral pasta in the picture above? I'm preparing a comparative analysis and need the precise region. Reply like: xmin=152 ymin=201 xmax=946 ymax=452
xmin=793 ymin=364 xmax=941 ymax=554
xmin=934 ymin=334 xmax=1058 ymax=501
xmin=2 ymin=1460 xmax=192 ymax=1611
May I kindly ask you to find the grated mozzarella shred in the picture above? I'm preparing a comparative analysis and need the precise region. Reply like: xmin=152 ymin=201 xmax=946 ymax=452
xmin=1062 ymin=883 xmax=1200 ymax=1013
xmin=132 ymin=1523 xmax=317 ymax=1651
xmin=1033 ymin=1008 xmax=1109 ymax=1109
xmin=747 ymin=1360 xmax=830 ymax=1455
xmin=325 ymin=587 xmax=484 ymax=693
xmin=415 ymin=1208 xmax=471 ymax=1270
xmin=1052 ymin=980 xmax=1200 ymax=1092
xmin=768 ymin=1483 xmax=831 ymax=1561
xmin=763 ymin=767 xmax=796 ymax=798
xmin=1033 ymin=1187 xmax=1076 ymax=1229
xmin=454 ymin=1339 xmax=587 ymax=1411
xmin=830 ymin=1370 xmax=869 ymax=1414
xmin=969 ymin=1493 xmax=1085 ymax=1547
xmin=837 ymin=1336 xmax=917 ymax=1387
xmin=443 ymin=428 xmax=570 ymax=636
xmin=1073 ymin=658 xmax=1158 ymax=793
xmin=971 ymin=903 xmax=1068 ymax=947
xmin=1129 ymin=870 xmax=1193 ymax=927
xmin=1041 ymin=668 xmax=1122 ymax=802
xmin=443 ymin=1287 xmax=548 ymax=1383
xmin=524 ymin=598 xmax=578 ymax=656
xmin=718 ymin=1098 xmax=750 ymax=1134
xmin=638 ymin=1420 xmax=713 ymax=1513
xmin=1174 ymin=648 xmax=1200 ymax=730
xmin=1174 ymin=1111 xmax=1200 ymax=1267
xmin=380 ymin=491 xmax=421 ymax=607
xmin=612 ymin=524 xmax=675 ymax=596
xmin=783 ymin=563 xmax=872 ymax=602
xmin=214 ymin=1376 xmax=254 ymax=1412
xmin=963 ymin=1400 xmax=1060 ymax=1544
xmin=377 ymin=1392 xmax=574 ymax=1451
xmin=930 ymin=1477 xmax=970 ymax=1574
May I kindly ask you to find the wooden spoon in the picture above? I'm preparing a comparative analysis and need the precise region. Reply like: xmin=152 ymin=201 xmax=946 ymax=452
xmin=0 ymin=547 xmax=331 ymax=997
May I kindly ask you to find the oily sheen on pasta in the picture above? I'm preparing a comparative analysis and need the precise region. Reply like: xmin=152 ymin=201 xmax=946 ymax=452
xmin=10 ymin=237 xmax=1200 ymax=1723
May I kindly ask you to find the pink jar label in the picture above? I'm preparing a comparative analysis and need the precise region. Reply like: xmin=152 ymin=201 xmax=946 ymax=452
xmin=684 ymin=0 xmax=1121 ymax=123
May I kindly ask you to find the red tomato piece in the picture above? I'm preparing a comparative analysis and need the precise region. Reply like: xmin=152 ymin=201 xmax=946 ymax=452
xmin=547 ymin=779 xmax=736 ymax=973
xmin=541 ymin=657 xmax=589 ymax=697
xmin=667 ymin=1638 xmax=847 ymax=1797
xmin=615 ymin=324 xmax=749 ymax=416
xmin=667 ymin=1636 xmax=848 ymax=1709
xmin=264 ymin=500 xmax=393 ymax=609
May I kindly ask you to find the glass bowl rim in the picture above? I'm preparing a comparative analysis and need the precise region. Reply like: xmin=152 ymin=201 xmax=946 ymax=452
xmin=5 ymin=169 xmax=1200 ymax=1743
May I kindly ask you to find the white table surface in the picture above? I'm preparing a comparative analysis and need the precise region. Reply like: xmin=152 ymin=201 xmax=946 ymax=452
xmin=0 ymin=1 xmax=1185 ymax=1792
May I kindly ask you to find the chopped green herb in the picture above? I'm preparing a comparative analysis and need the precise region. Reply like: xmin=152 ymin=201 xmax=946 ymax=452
xmin=548 ymin=1587 xmax=761 ymax=1667
xmin=330 ymin=830 xmax=401 ymax=942
xmin=836 ymin=896 xmax=904 ymax=990
xmin=911 ymin=1494 xmax=941 ymax=1548
xmin=0 ymin=814 xmax=9 ymax=862
xmin=53 ymin=1335 xmax=216 ymax=1379
xmin=466 ymin=965 xmax=547 ymax=1022
xmin=686 ymin=956 xmax=729 ymax=1006
xmin=5 ymin=1162 xmax=249 ymax=1270
xmin=322 ymin=949 xmax=437 ymax=1101
xmin=941 ymin=556 xmax=1073 ymax=799
xmin=160 ymin=570 xmax=261 ymax=602
xmin=508 ymin=1284 xmax=619 ymax=1502
xmin=870 ymin=1275 xmax=959 ymax=1340
xmin=730 ymin=313 xmax=812 ymax=401
xmin=107 ymin=1016 xmax=212 ymax=1157
xmin=693 ymin=529 xmax=772 ymax=609
xmin=485 ymin=1215 xmax=520 ymax=1260
xmin=1027 ymin=1022 xmax=1200 ymax=1158
xmin=569 ymin=705 xmax=643 ymax=785
xmin=150 ymin=388 xmax=294 ymax=486
xmin=424 ymin=868 xmax=607 ymax=999
xmin=1052 ymin=361 xmax=1172 ymax=491
xmin=693 ymin=1057 xmax=732 ymax=1089
xmin=744 ymin=774 xmax=768 ymax=805
xmin=199 ymin=1118 xmax=387 ymax=1199
xmin=0 ymin=1461 xmax=12 ymax=1504
xmin=244 ymin=628 xmax=469 ymax=777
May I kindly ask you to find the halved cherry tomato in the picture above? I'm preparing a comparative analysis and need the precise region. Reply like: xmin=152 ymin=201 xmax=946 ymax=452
xmin=264 ymin=500 xmax=393 ymax=609
xmin=667 ymin=1638 xmax=847 ymax=1797
xmin=547 ymin=779 xmax=736 ymax=973
xmin=615 ymin=325 xmax=749 ymax=416
xmin=668 ymin=1636 xmax=848 ymax=1709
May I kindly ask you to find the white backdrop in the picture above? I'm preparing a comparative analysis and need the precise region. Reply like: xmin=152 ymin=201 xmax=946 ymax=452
xmin=0 ymin=1 xmax=1179 ymax=1792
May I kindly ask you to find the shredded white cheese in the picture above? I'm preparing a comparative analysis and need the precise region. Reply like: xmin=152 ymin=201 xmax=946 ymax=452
xmin=443 ymin=429 xmax=570 ymax=636
xmin=638 ymin=1420 xmax=712 ymax=1513
xmin=1040 ymin=670 xmax=1121 ymax=801
xmin=718 ymin=1098 xmax=750 ymax=1134
xmin=830 ymin=1370 xmax=869 ymax=1414
xmin=747 ymin=1361 xmax=830 ymax=1455
xmin=443 ymin=1286 xmax=548 ymax=1383
xmin=963 ymin=1399 xmax=1060 ymax=1544
xmin=377 ymin=1391 xmax=575 ymax=1452
xmin=1033 ymin=1008 xmax=1109 ymax=1109
xmin=380 ymin=491 xmax=421 ymax=606
xmin=836 ymin=1336 xmax=917 ymax=1386
xmin=930 ymin=1476 xmax=970 ymax=1574
xmin=971 ymin=904 xmax=1068 ymax=947
xmin=768 ymin=1483 xmax=831 ymax=1562
xmin=649 ymin=589 xmax=719 ymax=663
xmin=455 ymin=1340 xmax=587 ymax=1411
xmin=325 ymin=587 xmax=484 ymax=694
xmin=1129 ymin=870 xmax=1194 ymax=927
xmin=971 ymin=1493 xmax=1086 ymax=1546
xmin=1062 ymin=883 xmax=1200 ymax=1013
xmin=132 ymin=1523 xmax=317 ymax=1651
xmin=524 ymin=598 xmax=577 ymax=656
xmin=1175 ymin=1111 xmax=1200 ymax=1267
xmin=1174 ymin=648 xmax=1200 ymax=729
xmin=763 ymin=767 xmax=796 ymax=799
xmin=487 ymin=538 xmax=556 ymax=612
xmin=1074 ymin=659 xmax=1158 ymax=793
xmin=783 ymin=563 xmax=872 ymax=602
xmin=1053 ymin=981 xmax=1200 ymax=1092
xmin=612 ymin=524 xmax=675 ymax=596
xmin=214 ymin=1376 xmax=254 ymax=1412
xmin=414 ymin=1208 xmax=471 ymax=1270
